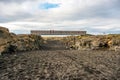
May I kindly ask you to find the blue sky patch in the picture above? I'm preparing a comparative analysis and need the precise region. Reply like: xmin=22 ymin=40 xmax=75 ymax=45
xmin=39 ymin=2 xmax=60 ymax=9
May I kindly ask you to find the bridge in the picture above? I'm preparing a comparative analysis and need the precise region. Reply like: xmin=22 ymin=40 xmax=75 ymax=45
xmin=31 ymin=30 xmax=86 ymax=35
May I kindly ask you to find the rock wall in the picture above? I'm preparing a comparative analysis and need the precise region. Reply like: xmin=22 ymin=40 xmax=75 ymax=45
xmin=0 ymin=27 xmax=43 ymax=55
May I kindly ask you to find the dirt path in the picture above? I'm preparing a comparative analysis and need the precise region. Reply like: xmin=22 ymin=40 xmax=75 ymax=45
xmin=0 ymin=50 xmax=120 ymax=80
xmin=42 ymin=39 xmax=67 ymax=50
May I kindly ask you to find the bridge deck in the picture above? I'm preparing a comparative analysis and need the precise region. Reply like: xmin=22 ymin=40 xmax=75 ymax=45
xmin=31 ymin=30 xmax=86 ymax=35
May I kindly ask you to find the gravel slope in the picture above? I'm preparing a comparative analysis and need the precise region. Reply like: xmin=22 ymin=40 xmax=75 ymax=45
xmin=0 ymin=50 xmax=120 ymax=80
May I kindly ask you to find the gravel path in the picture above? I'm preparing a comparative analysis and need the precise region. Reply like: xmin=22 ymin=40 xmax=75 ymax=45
xmin=0 ymin=50 xmax=120 ymax=80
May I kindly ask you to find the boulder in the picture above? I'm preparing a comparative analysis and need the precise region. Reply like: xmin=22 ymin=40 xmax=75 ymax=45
xmin=0 ymin=27 xmax=13 ymax=45
xmin=0 ymin=26 xmax=9 ymax=33
xmin=0 ymin=27 xmax=14 ymax=54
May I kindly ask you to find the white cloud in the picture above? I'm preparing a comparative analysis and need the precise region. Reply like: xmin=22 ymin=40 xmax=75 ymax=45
xmin=0 ymin=0 xmax=120 ymax=34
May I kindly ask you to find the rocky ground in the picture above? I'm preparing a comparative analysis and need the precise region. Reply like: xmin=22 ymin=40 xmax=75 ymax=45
xmin=0 ymin=50 xmax=120 ymax=80
xmin=0 ymin=26 xmax=120 ymax=80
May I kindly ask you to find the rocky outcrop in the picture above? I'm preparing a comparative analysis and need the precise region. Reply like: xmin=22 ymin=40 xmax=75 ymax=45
xmin=0 ymin=26 xmax=14 ymax=54
xmin=0 ymin=26 xmax=43 ymax=55
xmin=63 ymin=35 xmax=120 ymax=51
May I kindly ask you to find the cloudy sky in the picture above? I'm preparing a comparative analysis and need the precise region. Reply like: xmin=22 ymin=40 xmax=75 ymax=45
xmin=0 ymin=0 xmax=120 ymax=34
